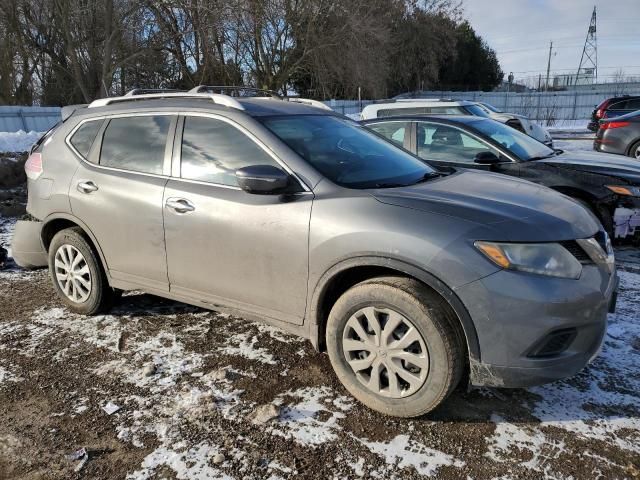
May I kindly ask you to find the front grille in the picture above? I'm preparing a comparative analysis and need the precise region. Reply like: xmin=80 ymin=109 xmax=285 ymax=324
xmin=528 ymin=328 xmax=577 ymax=358
xmin=559 ymin=240 xmax=592 ymax=263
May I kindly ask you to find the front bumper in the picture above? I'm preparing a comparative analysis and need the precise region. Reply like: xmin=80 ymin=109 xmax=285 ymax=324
xmin=11 ymin=220 xmax=48 ymax=269
xmin=456 ymin=263 xmax=617 ymax=388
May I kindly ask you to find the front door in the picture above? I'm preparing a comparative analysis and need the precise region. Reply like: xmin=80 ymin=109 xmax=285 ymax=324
xmin=69 ymin=114 xmax=175 ymax=291
xmin=163 ymin=114 xmax=312 ymax=324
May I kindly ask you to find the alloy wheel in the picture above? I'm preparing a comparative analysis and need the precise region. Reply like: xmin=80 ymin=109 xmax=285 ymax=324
xmin=635 ymin=144 xmax=640 ymax=160
xmin=54 ymin=244 xmax=92 ymax=303
xmin=342 ymin=306 xmax=429 ymax=398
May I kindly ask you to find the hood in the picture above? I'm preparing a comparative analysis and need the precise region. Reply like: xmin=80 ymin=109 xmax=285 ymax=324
xmin=489 ymin=112 xmax=551 ymax=143
xmin=371 ymin=169 xmax=599 ymax=242
xmin=540 ymin=150 xmax=640 ymax=184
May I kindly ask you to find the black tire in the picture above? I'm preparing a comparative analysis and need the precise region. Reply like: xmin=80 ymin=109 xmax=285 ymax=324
xmin=48 ymin=227 xmax=116 ymax=315
xmin=326 ymin=276 xmax=464 ymax=417
xmin=628 ymin=140 xmax=640 ymax=160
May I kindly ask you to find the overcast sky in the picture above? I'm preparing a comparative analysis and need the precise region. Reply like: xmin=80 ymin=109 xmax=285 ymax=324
xmin=463 ymin=0 xmax=640 ymax=84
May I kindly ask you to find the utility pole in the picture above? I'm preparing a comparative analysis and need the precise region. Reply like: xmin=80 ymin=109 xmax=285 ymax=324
xmin=545 ymin=41 xmax=553 ymax=92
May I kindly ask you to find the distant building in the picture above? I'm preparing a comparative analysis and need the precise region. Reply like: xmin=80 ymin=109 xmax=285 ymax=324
xmin=493 ymin=81 xmax=529 ymax=93
xmin=553 ymin=69 xmax=595 ymax=89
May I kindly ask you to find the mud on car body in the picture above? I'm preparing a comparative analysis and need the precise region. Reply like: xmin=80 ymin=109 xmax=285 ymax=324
xmin=12 ymin=88 xmax=617 ymax=417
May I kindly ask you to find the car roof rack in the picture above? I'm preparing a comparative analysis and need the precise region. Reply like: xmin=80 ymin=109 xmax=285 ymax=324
xmin=87 ymin=91 xmax=245 ymax=111
xmin=189 ymin=85 xmax=280 ymax=98
xmin=279 ymin=97 xmax=333 ymax=111
xmin=125 ymin=88 xmax=186 ymax=96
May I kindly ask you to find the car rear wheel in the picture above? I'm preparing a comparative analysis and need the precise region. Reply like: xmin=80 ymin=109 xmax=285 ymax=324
xmin=629 ymin=140 xmax=640 ymax=160
xmin=326 ymin=276 xmax=464 ymax=417
xmin=48 ymin=227 xmax=116 ymax=315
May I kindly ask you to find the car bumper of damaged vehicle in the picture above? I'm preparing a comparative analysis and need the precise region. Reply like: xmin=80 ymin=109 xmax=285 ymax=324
xmin=455 ymin=264 xmax=617 ymax=388
xmin=11 ymin=220 xmax=48 ymax=269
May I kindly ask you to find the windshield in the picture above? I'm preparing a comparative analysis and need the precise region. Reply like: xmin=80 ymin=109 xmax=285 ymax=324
xmin=261 ymin=115 xmax=436 ymax=189
xmin=464 ymin=104 xmax=491 ymax=118
xmin=480 ymin=102 xmax=502 ymax=113
xmin=470 ymin=119 xmax=555 ymax=160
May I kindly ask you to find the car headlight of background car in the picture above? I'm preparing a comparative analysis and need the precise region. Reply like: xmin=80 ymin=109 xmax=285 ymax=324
xmin=474 ymin=241 xmax=582 ymax=279
xmin=606 ymin=185 xmax=640 ymax=197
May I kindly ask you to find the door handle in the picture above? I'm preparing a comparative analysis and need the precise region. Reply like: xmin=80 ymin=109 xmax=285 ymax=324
xmin=77 ymin=181 xmax=98 ymax=194
xmin=165 ymin=197 xmax=195 ymax=213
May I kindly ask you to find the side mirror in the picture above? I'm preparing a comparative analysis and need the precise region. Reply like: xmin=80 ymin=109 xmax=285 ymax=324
xmin=474 ymin=151 xmax=501 ymax=165
xmin=236 ymin=165 xmax=291 ymax=194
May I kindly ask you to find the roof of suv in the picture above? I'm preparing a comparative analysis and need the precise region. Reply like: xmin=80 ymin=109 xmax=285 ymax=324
xmin=369 ymin=99 xmax=477 ymax=107
xmin=362 ymin=114 xmax=489 ymax=126
xmin=67 ymin=91 xmax=334 ymax=122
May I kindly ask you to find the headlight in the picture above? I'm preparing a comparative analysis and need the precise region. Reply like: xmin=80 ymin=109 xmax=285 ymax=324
xmin=606 ymin=185 xmax=640 ymax=197
xmin=474 ymin=241 xmax=582 ymax=279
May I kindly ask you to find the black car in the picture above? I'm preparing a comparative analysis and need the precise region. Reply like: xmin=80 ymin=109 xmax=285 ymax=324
xmin=588 ymin=95 xmax=640 ymax=132
xmin=594 ymin=110 xmax=640 ymax=160
xmin=363 ymin=115 xmax=640 ymax=241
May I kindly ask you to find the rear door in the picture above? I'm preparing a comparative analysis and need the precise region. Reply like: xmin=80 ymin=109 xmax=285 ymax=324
xmin=162 ymin=114 xmax=313 ymax=324
xmin=69 ymin=113 xmax=175 ymax=291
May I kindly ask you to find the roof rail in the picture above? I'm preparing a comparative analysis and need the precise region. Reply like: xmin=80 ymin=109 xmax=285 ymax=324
xmin=125 ymin=88 xmax=186 ymax=96
xmin=396 ymin=98 xmax=448 ymax=103
xmin=281 ymin=97 xmax=332 ymax=111
xmin=189 ymin=85 xmax=280 ymax=98
xmin=87 ymin=92 xmax=245 ymax=111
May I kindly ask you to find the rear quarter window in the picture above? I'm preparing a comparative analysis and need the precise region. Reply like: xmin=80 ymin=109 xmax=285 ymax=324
xmin=69 ymin=120 xmax=103 ymax=159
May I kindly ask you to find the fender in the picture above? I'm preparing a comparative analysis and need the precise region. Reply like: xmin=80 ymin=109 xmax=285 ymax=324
xmin=307 ymin=255 xmax=481 ymax=362
xmin=41 ymin=212 xmax=113 ymax=283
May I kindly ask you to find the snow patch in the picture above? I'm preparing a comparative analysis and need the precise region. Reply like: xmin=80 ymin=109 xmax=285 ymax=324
xmin=0 ymin=365 xmax=23 ymax=385
xmin=219 ymin=332 xmax=277 ymax=365
xmin=359 ymin=434 xmax=464 ymax=477
xmin=486 ymin=415 xmax=565 ymax=474
xmin=271 ymin=386 xmax=353 ymax=446
xmin=127 ymin=442 xmax=232 ymax=480
xmin=0 ymin=130 xmax=42 ymax=153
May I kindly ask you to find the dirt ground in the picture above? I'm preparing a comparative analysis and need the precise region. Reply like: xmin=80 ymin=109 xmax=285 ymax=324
xmin=1 ymin=142 xmax=640 ymax=479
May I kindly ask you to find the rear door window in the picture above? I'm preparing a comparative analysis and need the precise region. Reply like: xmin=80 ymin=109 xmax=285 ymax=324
xmin=367 ymin=122 xmax=409 ymax=147
xmin=625 ymin=98 xmax=640 ymax=110
xmin=609 ymin=99 xmax=630 ymax=111
xmin=99 ymin=116 xmax=172 ymax=174
xmin=416 ymin=122 xmax=499 ymax=164
xmin=69 ymin=120 xmax=103 ymax=159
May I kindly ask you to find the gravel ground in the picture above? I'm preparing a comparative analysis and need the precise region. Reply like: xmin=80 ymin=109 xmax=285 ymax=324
xmin=1 ymin=140 xmax=639 ymax=480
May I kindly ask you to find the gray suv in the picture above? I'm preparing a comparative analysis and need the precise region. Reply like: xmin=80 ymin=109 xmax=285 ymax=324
xmin=12 ymin=89 xmax=617 ymax=417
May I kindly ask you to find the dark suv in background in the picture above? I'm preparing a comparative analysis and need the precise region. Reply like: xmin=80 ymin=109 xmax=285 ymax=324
xmin=11 ymin=88 xmax=617 ymax=417
xmin=588 ymin=95 xmax=640 ymax=132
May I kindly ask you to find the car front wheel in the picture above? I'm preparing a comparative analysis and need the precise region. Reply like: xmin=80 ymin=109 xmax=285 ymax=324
xmin=326 ymin=276 xmax=464 ymax=417
xmin=48 ymin=227 xmax=116 ymax=315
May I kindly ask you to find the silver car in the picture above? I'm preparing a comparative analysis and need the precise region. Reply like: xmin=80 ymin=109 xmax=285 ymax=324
xmin=12 ymin=89 xmax=617 ymax=417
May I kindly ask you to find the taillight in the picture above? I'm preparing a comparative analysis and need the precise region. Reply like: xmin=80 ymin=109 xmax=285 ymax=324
xmin=25 ymin=152 xmax=43 ymax=180
xmin=594 ymin=99 xmax=611 ymax=119
xmin=600 ymin=121 xmax=630 ymax=130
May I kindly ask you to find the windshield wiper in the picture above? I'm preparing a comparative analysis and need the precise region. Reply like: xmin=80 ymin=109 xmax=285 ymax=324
xmin=373 ymin=172 xmax=442 ymax=189
xmin=374 ymin=182 xmax=409 ymax=188
xmin=528 ymin=153 xmax=556 ymax=161
xmin=412 ymin=172 xmax=443 ymax=185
